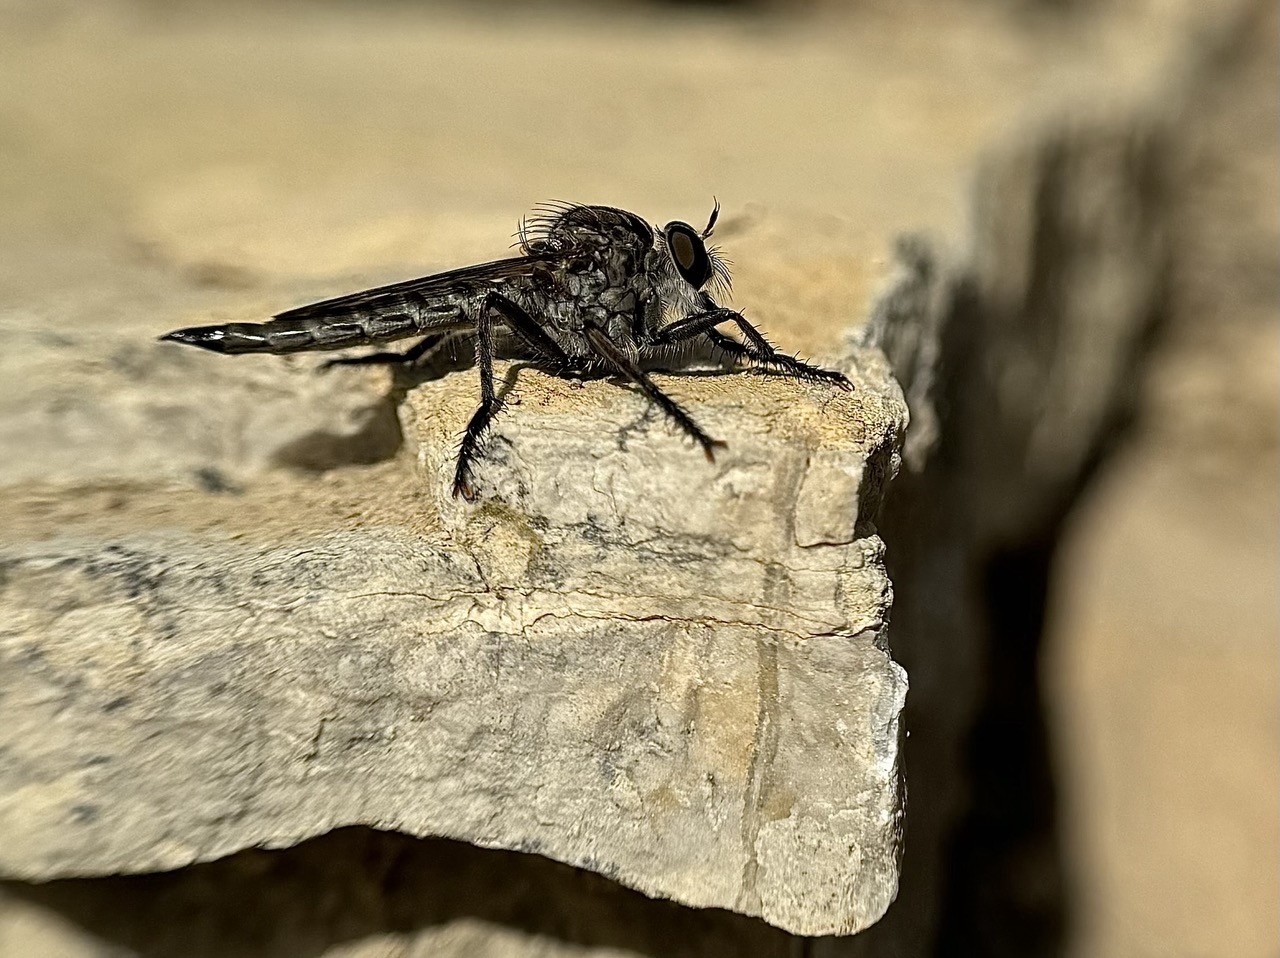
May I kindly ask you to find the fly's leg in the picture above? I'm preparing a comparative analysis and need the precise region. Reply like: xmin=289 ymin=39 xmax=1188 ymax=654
xmin=454 ymin=302 xmax=502 ymax=501
xmin=485 ymin=294 xmax=577 ymax=373
xmin=319 ymin=333 xmax=454 ymax=371
xmin=452 ymin=293 xmax=574 ymax=500
xmin=716 ymin=320 xmax=850 ymax=390
xmin=701 ymin=329 xmax=751 ymax=370
xmin=584 ymin=323 xmax=725 ymax=461
xmin=703 ymin=328 xmax=849 ymax=389
xmin=652 ymin=308 xmax=741 ymax=344
xmin=656 ymin=308 xmax=851 ymax=390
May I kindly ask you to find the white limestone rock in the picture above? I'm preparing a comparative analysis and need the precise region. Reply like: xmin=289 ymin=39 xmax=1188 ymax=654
xmin=0 ymin=349 xmax=908 ymax=938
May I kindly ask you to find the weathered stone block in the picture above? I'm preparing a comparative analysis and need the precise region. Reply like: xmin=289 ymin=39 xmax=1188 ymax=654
xmin=0 ymin=351 xmax=908 ymax=938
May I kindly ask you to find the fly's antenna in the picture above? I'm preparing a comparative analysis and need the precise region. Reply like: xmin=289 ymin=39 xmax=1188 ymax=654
xmin=702 ymin=197 xmax=720 ymax=239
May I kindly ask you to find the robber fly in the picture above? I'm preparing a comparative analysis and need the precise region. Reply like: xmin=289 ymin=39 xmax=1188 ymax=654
xmin=161 ymin=201 xmax=850 ymax=500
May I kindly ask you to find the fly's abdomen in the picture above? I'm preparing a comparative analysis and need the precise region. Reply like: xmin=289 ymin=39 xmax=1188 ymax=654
xmin=160 ymin=305 xmax=462 ymax=355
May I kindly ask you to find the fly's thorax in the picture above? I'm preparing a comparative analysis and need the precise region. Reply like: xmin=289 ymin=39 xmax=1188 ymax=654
xmin=515 ymin=205 xmax=692 ymax=344
xmin=523 ymin=204 xmax=655 ymax=256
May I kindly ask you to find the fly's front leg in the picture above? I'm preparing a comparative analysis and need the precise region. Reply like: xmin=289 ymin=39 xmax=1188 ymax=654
xmin=657 ymin=308 xmax=851 ymax=391
xmin=652 ymin=308 xmax=742 ymax=345
xmin=721 ymin=319 xmax=850 ymax=390
xmin=584 ymin=323 xmax=725 ymax=461
xmin=701 ymin=329 xmax=751 ymax=370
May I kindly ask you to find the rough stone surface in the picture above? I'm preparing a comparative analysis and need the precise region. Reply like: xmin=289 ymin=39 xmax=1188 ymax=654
xmin=0 ymin=346 xmax=907 ymax=938
xmin=0 ymin=321 xmax=400 ymax=488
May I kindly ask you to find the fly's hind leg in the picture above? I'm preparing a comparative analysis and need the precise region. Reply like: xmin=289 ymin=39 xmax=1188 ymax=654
xmin=453 ymin=315 xmax=500 ymax=501
xmin=319 ymin=333 xmax=453 ymax=371
xmin=452 ymin=293 xmax=569 ymax=500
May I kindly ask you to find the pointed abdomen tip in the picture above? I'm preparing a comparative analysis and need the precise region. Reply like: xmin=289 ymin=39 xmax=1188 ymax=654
xmin=158 ymin=326 xmax=230 ymax=352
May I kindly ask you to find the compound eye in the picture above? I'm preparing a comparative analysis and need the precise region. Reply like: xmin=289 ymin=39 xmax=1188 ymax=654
xmin=664 ymin=222 xmax=712 ymax=288
xmin=671 ymin=230 xmax=696 ymax=271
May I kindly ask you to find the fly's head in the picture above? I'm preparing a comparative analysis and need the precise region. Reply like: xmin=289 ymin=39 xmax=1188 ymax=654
xmin=656 ymin=200 xmax=733 ymax=318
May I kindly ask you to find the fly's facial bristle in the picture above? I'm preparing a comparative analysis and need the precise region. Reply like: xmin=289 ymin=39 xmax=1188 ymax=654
xmin=707 ymin=245 xmax=734 ymax=299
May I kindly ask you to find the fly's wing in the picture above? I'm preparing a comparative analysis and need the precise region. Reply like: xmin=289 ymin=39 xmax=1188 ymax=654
xmin=276 ymin=255 xmax=538 ymax=325
xmin=161 ymin=255 xmax=542 ymax=355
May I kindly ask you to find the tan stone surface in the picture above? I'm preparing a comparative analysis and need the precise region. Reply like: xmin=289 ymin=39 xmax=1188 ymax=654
xmin=1 ymin=316 xmax=908 ymax=938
